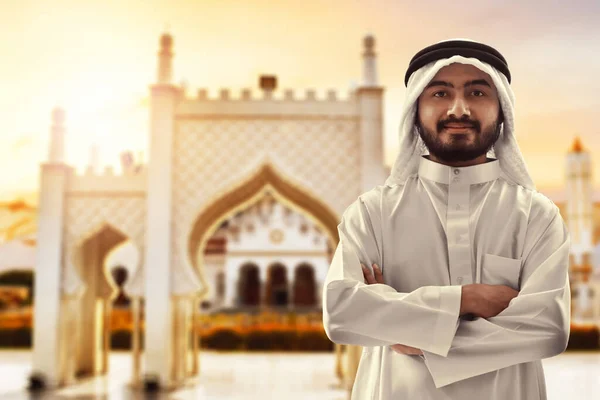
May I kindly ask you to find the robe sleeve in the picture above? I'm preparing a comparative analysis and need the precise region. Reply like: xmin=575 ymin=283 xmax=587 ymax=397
xmin=322 ymin=193 xmax=463 ymax=357
xmin=422 ymin=202 xmax=571 ymax=388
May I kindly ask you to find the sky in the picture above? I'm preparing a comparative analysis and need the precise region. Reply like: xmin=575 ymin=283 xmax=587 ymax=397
xmin=1 ymin=0 xmax=600 ymax=202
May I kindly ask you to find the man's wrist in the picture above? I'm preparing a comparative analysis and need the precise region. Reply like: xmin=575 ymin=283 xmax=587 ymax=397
xmin=459 ymin=284 xmax=475 ymax=316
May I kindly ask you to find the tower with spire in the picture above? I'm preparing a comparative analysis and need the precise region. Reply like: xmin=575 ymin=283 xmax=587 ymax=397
xmin=157 ymin=32 xmax=173 ymax=85
xmin=48 ymin=108 xmax=66 ymax=163
xmin=357 ymin=34 xmax=386 ymax=191
xmin=362 ymin=34 xmax=378 ymax=87
xmin=566 ymin=136 xmax=594 ymax=266
xmin=566 ymin=136 xmax=596 ymax=322
xmin=143 ymin=30 xmax=184 ymax=388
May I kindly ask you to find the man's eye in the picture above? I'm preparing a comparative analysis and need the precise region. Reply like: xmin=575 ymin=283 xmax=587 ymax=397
xmin=472 ymin=91 xmax=484 ymax=97
xmin=433 ymin=91 xmax=446 ymax=97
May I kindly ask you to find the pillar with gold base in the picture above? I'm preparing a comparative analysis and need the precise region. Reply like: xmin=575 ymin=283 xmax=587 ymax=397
xmin=142 ymin=31 xmax=179 ymax=390
xmin=169 ymin=295 xmax=196 ymax=385
xmin=29 ymin=109 xmax=72 ymax=389
xmin=131 ymin=297 xmax=142 ymax=386
xmin=343 ymin=345 xmax=363 ymax=392
xmin=102 ymin=299 xmax=111 ymax=374
xmin=191 ymin=297 xmax=200 ymax=376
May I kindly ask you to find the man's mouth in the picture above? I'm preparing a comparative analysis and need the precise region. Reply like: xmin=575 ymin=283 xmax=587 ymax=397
xmin=444 ymin=123 xmax=474 ymax=129
xmin=443 ymin=124 xmax=475 ymax=133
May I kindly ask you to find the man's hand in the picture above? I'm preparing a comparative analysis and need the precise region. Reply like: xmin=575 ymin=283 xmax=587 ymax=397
xmin=361 ymin=262 xmax=384 ymax=285
xmin=361 ymin=262 xmax=423 ymax=356
xmin=389 ymin=343 xmax=423 ymax=356
xmin=462 ymin=283 xmax=519 ymax=319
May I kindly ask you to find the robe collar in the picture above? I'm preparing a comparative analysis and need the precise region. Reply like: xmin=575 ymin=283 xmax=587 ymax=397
xmin=418 ymin=155 xmax=501 ymax=185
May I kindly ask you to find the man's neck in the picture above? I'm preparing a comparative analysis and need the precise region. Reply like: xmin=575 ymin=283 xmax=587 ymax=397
xmin=425 ymin=154 xmax=493 ymax=167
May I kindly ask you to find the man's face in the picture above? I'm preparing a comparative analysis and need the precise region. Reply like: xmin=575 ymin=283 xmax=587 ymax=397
xmin=416 ymin=63 xmax=503 ymax=166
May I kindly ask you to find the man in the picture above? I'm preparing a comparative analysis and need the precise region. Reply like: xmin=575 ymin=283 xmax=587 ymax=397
xmin=322 ymin=39 xmax=571 ymax=399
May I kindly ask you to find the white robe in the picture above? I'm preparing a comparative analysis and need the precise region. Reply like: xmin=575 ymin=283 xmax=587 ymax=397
xmin=323 ymin=155 xmax=571 ymax=400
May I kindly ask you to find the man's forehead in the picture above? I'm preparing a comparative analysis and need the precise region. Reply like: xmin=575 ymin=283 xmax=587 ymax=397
xmin=431 ymin=63 xmax=494 ymax=86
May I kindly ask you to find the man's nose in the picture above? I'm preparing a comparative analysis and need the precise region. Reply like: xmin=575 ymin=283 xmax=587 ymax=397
xmin=447 ymin=96 xmax=470 ymax=119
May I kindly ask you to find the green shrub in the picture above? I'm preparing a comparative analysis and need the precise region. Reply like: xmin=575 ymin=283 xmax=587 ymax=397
xmin=295 ymin=331 xmax=334 ymax=351
xmin=0 ymin=270 xmax=34 ymax=302
xmin=0 ymin=327 xmax=32 ymax=348
xmin=199 ymin=329 xmax=334 ymax=352
xmin=567 ymin=328 xmax=600 ymax=350
xmin=201 ymin=329 xmax=244 ymax=350
xmin=110 ymin=330 xmax=131 ymax=350
xmin=110 ymin=329 xmax=144 ymax=350
xmin=246 ymin=330 xmax=296 ymax=351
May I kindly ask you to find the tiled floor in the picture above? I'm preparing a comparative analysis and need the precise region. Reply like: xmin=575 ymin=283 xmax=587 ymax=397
xmin=0 ymin=350 xmax=599 ymax=399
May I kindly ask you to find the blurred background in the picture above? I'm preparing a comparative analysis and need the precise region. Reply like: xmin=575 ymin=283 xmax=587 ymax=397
xmin=0 ymin=1 xmax=599 ymax=399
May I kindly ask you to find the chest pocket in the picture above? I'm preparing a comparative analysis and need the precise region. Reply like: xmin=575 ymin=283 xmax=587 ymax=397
xmin=481 ymin=253 xmax=522 ymax=291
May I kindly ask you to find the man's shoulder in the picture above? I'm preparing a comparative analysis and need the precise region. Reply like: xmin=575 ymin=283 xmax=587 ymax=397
xmin=342 ymin=185 xmax=388 ymax=221
xmin=357 ymin=184 xmax=401 ymax=213
xmin=497 ymin=178 xmax=559 ymax=218
xmin=530 ymin=190 xmax=559 ymax=213
xmin=358 ymin=184 xmax=385 ymax=205
xmin=527 ymin=189 xmax=561 ymax=227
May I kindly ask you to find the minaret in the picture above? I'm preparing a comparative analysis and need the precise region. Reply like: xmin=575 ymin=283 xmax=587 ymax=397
xmin=48 ymin=108 xmax=66 ymax=163
xmin=157 ymin=32 xmax=173 ymax=84
xmin=566 ymin=136 xmax=594 ymax=266
xmin=357 ymin=34 xmax=386 ymax=191
xmin=144 ymin=31 xmax=179 ymax=388
xmin=362 ymin=34 xmax=378 ymax=87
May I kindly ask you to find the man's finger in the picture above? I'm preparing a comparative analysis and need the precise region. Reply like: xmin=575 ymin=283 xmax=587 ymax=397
xmin=391 ymin=343 xmax=423 ymax=356
xmin=372 ymin=263 xmax=384 ymax=284
xmin=361 ymin=263 xmax=377 ymax=284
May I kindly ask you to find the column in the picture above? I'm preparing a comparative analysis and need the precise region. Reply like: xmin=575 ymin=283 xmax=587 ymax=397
xmin=143 ymin=82 xmax=178 ymax=389
xmin=31 ymin=163 xmax=70 ymax=388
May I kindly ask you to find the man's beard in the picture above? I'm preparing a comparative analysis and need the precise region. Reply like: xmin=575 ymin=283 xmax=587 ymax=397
xmin=415 ymin=116 xmax=502 ymax=163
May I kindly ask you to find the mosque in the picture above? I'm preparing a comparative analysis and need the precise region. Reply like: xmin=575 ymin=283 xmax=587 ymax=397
xmin=27 ymin=31 xmax=385 ymax=390
xmin=0 ymin=32 xmax=598 ymax=393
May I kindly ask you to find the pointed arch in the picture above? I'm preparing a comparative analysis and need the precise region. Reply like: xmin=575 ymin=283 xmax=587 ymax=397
xmin=187 ymin=163 xmax=340 ymax=298
xmin=70 ymin=223 xmax=134 ymax=378
xmin=74 ymin=223 xmax=130 ymax=298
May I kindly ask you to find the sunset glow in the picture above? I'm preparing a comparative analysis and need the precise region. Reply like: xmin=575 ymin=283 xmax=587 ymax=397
xmin=1 ymin=0 xmax=599 ymax=201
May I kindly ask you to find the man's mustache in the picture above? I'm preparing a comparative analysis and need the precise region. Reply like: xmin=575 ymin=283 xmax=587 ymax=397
xmin=437 ymin=118 xmax=480 ymax=132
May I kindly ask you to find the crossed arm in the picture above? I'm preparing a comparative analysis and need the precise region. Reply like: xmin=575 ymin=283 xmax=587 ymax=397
xmin=322 ymin=196 xmax=571 ymax=388
xmin=360 ymin=262 xmax=425 ymax=356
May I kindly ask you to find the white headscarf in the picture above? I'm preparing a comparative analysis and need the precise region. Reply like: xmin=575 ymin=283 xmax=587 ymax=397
xmin=384 ymin=55 xmax=536 ymax=192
